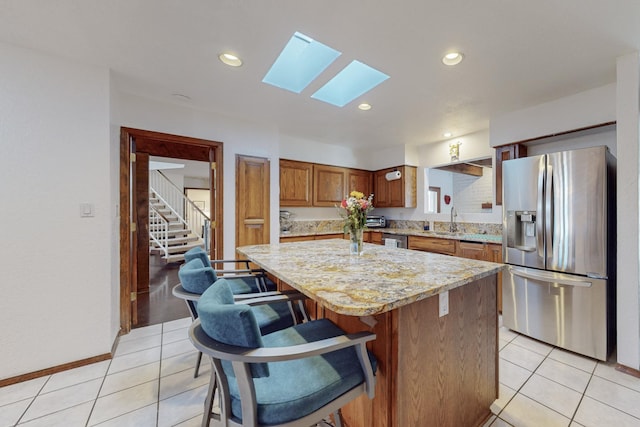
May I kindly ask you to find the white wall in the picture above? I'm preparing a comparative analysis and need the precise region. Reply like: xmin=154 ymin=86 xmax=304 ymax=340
xmin=490 ymin=65 xmax=639 ymax=370
xmin=415 ymin=129 xmax=502 ymax=224
xmin=615 ymin=52 xmax=640 ymax=370
xmin=0 ymin=43 xmax=113 ymax=379
xmin=490 ymin=83 xmax=616 ymax=147
xmin=112 ymin=92 xmax=281 ymax=256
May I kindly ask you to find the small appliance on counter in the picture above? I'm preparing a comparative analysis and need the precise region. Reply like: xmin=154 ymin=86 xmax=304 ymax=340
xmin=366 ymin=215 xmax=387 ymax=228
xmin=279 ymin=210 xmax=294 ymax=233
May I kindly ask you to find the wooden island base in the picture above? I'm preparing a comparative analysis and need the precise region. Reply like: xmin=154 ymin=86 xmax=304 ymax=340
xmin=284 ymin=274 xmax=498 ymax=427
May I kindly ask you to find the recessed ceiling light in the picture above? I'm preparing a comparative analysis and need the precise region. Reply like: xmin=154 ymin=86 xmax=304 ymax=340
xmin=442 ymin=52 xmax=464 ymax=66
xmin=219 ymin=52 xmax=243 ymax=67
xmin=358 ymin=103 xmax=372 ymax=111
xmin=443 ymin=132 xmax=452 ymax=138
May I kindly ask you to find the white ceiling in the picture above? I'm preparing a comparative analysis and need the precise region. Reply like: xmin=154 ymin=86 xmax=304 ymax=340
xmin=1 ymin=0 xmax=638 ymax=149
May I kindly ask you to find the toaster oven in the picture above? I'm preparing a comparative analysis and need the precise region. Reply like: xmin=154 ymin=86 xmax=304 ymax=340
xmin=366 ymin=215 xmax=387 ymax=228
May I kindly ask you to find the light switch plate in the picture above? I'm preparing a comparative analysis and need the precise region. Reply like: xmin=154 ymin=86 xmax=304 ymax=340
xmin=439 ymin=291 xmax=449 ymax=317
xmin=80 ymin=203 xmax=95 ymax=217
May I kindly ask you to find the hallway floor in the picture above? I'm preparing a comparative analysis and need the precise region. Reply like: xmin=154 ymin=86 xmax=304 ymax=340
xmin=135 ymin=255 xmax=189 ymax=328
xmin=2 ymin=317 xmax=640 ymax=427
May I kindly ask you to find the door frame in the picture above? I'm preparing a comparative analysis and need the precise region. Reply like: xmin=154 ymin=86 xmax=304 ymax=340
xmin=119 ymin=127 xmax=224 ymax=334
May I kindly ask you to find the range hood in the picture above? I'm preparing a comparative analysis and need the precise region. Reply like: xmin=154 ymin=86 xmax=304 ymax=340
xmin=431 ymin=157 xmax=492 ymax=177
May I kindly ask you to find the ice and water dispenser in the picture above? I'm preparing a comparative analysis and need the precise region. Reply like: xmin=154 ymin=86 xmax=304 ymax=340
xmin=506 ymin=211 xmax=537 ymax=252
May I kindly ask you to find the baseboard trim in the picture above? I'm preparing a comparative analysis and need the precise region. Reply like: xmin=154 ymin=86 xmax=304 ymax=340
xmin=0 ymin=353 xmax=113 ymax=388
xmin=616 ymin=363 xmax=640 ymax=379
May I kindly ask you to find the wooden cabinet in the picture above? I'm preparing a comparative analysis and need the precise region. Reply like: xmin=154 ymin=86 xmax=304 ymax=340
xmin=487 ymin=243 xmax=503 ymax=312
xmin=408 ymin=235 xmax=456 ymax=255
xmin=313 ymin=164 xmax=347 ymax=206
xmin=347 ymin=168 xmax=373 ymax=197
xmin=281 ymin=160 xmax=374 ymax=207
xmin=369 ymin=231 xmax=382 ymax=244
xmin=495 ymin=144 xmax=527 ymax=206
xmin=409 ymin=235 xmax=504 ymax=311
xmin=280 ymin=159 xmax=313 ymax=206
xmin=279 ymin=235 xmax=314 ymax=243
xmin=373 ymin=165 xmax=417 ymax=208
xmin=457 ymin=241 xmax=487 ymax=260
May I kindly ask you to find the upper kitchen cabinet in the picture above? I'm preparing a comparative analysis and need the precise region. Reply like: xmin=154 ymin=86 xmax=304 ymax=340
xmin=494 ymin=143 xmax=527 ymax=205
xmin=280 ymin=159 xmax=313 ymax=206
xmin=347 ymin=168 xmax=373 ymax=197
xmin=313 ymin=164 xmax=347 ymax=206
xmin=374 ymin=165 xmax=417 ymax=208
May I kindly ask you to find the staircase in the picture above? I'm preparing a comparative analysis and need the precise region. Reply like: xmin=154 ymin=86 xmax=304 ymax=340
xmin=149 ymin=196 xmax=205 ymax=263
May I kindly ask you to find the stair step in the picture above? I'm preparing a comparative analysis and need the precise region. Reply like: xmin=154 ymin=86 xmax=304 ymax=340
xmin=162 ymin=241 xmax=205 ymax=263
xmin=150 ymin=235 xmax=199 ymax=247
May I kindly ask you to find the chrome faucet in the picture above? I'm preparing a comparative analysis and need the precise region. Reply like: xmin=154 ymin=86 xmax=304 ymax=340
xmin=449 ymin=206 xmax=458 ymax=233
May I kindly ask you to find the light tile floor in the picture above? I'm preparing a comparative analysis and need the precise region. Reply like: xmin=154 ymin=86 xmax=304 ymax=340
xmin=2 ymin=317 xmax=640 ymax=427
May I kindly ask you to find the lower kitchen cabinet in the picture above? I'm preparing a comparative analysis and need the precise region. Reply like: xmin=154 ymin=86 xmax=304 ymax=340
xmin=408 ymin=235 xmax=503 ymax=312
xmin=408 ymin=235 xmax=456 ymax=255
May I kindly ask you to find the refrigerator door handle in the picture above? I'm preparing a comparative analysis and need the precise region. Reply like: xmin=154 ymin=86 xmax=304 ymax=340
xmin=545 ymin=160 xmax=554 ymax=266
xmin=509 ymin=267 xmax=593 ymax=288
xmin=536 ymin=157 xmax=545 ymax=260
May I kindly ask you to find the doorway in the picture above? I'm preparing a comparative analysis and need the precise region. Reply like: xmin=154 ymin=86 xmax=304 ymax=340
xmin=119 ymin=128 xmax=224 ymax=334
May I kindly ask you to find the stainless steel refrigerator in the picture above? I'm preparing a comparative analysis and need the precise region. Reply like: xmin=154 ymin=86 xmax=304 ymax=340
xmin=502 ymin=145 xmax=615 ymax=361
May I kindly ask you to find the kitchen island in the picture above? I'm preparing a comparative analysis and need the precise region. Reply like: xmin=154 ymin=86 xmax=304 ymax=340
xmin=237 ymin=239 xmax=505 ymax=427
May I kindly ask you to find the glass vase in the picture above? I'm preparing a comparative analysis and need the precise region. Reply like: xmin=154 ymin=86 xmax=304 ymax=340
xmin=349 ymin=228 xmax=364 ymax=256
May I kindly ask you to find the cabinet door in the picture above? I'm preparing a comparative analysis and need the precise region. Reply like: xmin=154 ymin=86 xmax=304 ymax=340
xmin=347 ymin=168 xmax=373 ymax=197
xmin=457 ymin=241 xmax=487 ymax=260
xmin=408 ymin=236 xmax=456 ymax=255
xmin=313 ymin=164 xmax=346 ymax=206
xmin=373 ymin=169 xmax=390 ymax=207
xmin=495 ymin=144 xmax=527 ymax=206
xmin=370 ymin=231 xmax=383 ymax=245
xmin=280 ymin=159 xmax=313 ymax=206
xmin=388 ymin=171 xmax=404 ymax=207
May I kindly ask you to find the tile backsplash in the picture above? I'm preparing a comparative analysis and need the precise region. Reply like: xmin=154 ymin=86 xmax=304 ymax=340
xmin=281 ymin=218 xmax=502 ymax=235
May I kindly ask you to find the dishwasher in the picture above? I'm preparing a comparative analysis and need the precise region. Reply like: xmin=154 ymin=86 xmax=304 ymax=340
xmin=382 ymin=233 xmax=408 ymax=249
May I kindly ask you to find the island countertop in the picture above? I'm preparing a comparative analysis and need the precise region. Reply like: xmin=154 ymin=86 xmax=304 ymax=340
xmin=237 ymin=238 xmax=505 ymax=316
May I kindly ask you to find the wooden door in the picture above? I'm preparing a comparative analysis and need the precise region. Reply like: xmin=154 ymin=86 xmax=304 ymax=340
xmin=236 ymin=155 xmax=270 ymax=252
xmin=134 ymin=153 xmax=150 ymax=295
xmin=120 ymin=128 xmax=224 ymax=334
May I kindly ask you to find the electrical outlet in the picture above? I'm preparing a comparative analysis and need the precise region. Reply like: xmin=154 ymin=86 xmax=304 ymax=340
xmin=439 ymin=291 xmax=449 ymax=317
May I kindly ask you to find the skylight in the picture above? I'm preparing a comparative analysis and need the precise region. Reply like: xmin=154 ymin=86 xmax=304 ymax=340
xmin=311 ymin=60 xmax=389 ymax=107
xmin=262 ymin=32 xmax=341 ymax=94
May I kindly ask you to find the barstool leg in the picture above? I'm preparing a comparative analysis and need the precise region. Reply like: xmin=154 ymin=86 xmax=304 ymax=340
xmin=194 ymin=351 xmax=203 ymax=378
xmin=202 ymin=369 xmax=217 ymax=427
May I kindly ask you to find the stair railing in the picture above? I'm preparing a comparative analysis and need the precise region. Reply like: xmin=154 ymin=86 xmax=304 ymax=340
xmin=149 ymin=204 xmax=169 ymax=258
xmin=149 ymin=170 xmax=211 ymax=250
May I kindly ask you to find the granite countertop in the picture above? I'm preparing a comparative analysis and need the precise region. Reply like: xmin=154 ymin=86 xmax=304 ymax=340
xmin=237 ymin=239 xmax=505 ymax=316
xmin=281 ymin=228 xmax=502 ymax=244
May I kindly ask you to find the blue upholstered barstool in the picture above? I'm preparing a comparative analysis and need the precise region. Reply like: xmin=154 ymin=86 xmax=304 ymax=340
xmin=183 ymin=246 xmax=266 ymax=293
xmin=174 ymin=258 xmax=305 ymax=377
xmin=189 ymin=278 xmax=377 ymax=427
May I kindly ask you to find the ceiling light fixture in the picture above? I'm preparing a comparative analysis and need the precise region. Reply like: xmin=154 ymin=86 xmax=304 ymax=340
xmin=443 ymin=132 xmax=452 ymax=138
xmin=358 ymin=103 xmax=372 ymax=111
xmin=442 ymin=52 xmax=464 ymax=66
xmin=219 ymin=52 xmax=243 ymax=67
